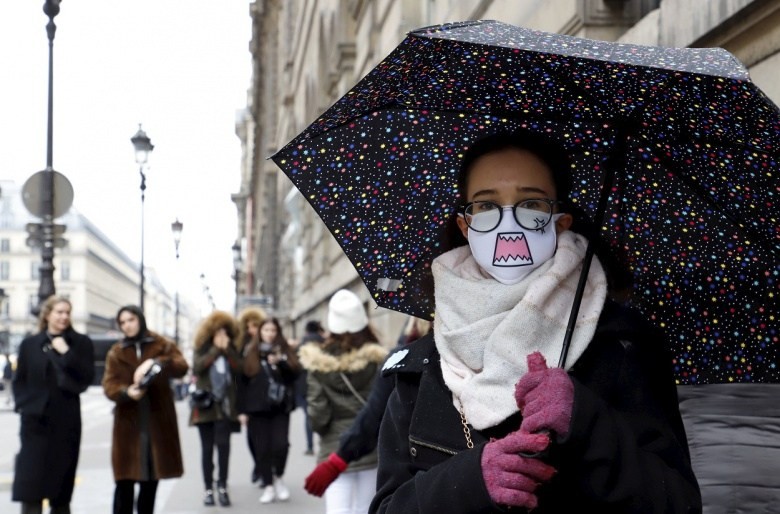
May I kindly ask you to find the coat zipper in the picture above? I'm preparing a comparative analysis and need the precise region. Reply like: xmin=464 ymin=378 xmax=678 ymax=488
xmin=408 ymin=435 xmax=459 ymax=456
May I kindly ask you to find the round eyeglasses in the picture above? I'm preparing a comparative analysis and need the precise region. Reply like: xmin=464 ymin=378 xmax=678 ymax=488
xmin=460 ymin=199 xmax=561 ymax=232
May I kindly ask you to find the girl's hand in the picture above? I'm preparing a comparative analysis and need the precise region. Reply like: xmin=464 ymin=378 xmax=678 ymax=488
xmin=214 ymin=328 xmax=230 ymax=350
xmin=133 ymin=358 xmax=156 ymax=384
xmin=50 ymin=336 xmax=70 ymax=354
xmin=266 ymin=352 xmax=281 ymax=366
xmin=127 ymin=384 xmax=146 ymax=401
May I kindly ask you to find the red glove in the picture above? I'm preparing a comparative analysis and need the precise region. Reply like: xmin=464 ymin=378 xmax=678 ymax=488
xmin=304 ymin=452 xmax=348 ymax=497
xmin=514 ymin=352 xmax=575 ymax=439
xmin=481 ymin=431 xmax=556 ymax=509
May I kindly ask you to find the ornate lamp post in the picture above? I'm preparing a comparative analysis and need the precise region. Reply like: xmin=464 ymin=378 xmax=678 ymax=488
xmin=131 ymin=124 xmax=154 ymax=313
xmin=232 ymin=242 xmax=242 ymax=315
xmin=171 ymin=219 xmax=183 ymax=346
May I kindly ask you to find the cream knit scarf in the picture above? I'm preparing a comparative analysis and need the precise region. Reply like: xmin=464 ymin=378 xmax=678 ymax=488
xmin=433 ymin=230 xmax=607 ymax=430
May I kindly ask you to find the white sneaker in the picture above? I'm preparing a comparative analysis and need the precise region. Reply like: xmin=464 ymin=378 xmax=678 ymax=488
xmin=274 ymin=476 xmax=290 ymax=501
xmin=259 ymin=485 xmax=275 ymax=504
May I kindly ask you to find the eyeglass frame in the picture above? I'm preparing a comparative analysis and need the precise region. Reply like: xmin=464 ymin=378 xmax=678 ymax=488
xmin=459 ymin=198 xmax=563 ymax=232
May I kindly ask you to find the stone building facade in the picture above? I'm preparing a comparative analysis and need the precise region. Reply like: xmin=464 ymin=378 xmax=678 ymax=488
xmin=234 ymin=0 xmax=780 ymax=344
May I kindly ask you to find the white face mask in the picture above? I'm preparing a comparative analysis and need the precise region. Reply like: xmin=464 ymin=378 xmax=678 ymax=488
xmin=467 ymin=210 xmax=564 ymax=285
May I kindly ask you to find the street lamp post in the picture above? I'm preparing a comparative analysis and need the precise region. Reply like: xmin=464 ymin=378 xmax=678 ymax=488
xmin=35 ymin=0 xmax=63 ymax=312
xmin=131 ymin=125 xmax=154 ymax=313
xmin=171 ymin=219 xmax=183 ymax=346
xmin=232 ymin=242 xmax=242 ymax=315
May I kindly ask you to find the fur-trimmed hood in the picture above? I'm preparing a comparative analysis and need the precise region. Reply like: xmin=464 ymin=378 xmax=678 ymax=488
xmin=299 ymin=342 xmax=388 ymax=374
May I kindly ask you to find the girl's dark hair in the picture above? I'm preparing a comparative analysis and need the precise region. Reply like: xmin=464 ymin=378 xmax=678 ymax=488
xmin=445 ymin=130 xmax=572 ymax=251
xmin=444 ymin=130 xmax=633 ymax=295
xmin=116 ymin=305 xmax=149 ymax=337
xmin=259 ymin=317 xmax=300 ymax=369
xmin=457 ymin=131 xmax=572 ymax=203
xmin=323 ymin=325 xmax=380 ymax=354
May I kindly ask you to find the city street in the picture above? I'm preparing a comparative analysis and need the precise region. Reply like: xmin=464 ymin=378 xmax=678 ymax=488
xmin=0 ymin=387 xmax=325 ymax=513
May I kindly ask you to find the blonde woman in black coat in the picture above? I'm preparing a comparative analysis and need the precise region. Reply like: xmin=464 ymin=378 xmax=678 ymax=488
xmin=12 ymin=296 xmax=95 ymax=514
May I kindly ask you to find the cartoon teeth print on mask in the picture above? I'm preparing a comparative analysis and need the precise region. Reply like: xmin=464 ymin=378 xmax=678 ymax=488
xmin=494 ymin=232 xmax=533 ymax=266
xmin=468 ymin=211 xmax=564 ymax=285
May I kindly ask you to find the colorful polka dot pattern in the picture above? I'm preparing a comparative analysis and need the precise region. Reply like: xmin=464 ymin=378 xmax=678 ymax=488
xmin=272 ymin=21 xmax=780 ymax=384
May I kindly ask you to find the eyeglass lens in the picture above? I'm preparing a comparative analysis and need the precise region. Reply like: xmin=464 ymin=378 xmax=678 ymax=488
xmin=465 ymin=200 xmax=553 ymax=231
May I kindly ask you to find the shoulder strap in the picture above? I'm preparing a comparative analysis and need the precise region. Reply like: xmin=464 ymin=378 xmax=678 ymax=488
xmin=339 ymin=372 xmax=367 ymax=406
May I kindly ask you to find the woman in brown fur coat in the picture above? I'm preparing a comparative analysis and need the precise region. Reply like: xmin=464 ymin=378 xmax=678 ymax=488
xmin=102 ymin=305 xmax=188 ymax=514
xmin=189 ymin=310 xmax=242 ymax=506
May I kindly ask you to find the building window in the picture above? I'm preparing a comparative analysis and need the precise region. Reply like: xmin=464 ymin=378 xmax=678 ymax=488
xmin=60 ymin=261 xmax=70 ymax=281
xmin=30 ymin=261 xmax=40 ymax=280
xmin=0 ymin=261 xmax=9 ymax=280
xmin=0 ymin=239 xmax=9 ymax=252
xmin=28 ymin=294 xmax=38 ymax=313
xmin=1 ymin=297 xmax=9 ymax=318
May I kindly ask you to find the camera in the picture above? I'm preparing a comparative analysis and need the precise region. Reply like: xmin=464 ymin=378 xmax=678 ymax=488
xmin=138 ymin=362 xmax=162 ymax=389
xmin=259 ymin=342 xmax=275 ymax=359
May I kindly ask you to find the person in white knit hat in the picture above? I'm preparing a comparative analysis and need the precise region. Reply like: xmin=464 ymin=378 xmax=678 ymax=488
xmin=299 ymin=289 xmax=388 ymax=514
xmin=369 ymin=131 xmax=701 ymax=513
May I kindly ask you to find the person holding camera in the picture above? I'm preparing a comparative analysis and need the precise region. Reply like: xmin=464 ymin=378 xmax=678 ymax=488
xmin=189 ymin=311 xmax=243 ymax=507
xmin=240 ymin=317 xmax=300 ymax=504
xmin=102 ymin=305 xmax=189 ymax=514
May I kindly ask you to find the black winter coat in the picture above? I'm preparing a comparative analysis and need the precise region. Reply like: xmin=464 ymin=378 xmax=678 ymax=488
xmin=370 ymin=301 xmax=702 ymax=514
xmin=12 ymin=328 xmax=95 ymax=504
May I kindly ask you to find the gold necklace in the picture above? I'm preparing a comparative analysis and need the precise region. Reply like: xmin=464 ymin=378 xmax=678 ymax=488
xmin=456 ymin=398 xmax=474 ymax=449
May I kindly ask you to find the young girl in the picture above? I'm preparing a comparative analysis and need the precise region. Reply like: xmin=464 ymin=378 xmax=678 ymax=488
xmin=370 ymin=132 xmax=702 ymax=513
xmin=241 ymin=317 xmax=300 ymax=503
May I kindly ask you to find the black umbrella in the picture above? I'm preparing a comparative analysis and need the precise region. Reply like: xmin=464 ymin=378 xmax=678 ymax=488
xmin=272 ymin=20 xmax=779 ymax=385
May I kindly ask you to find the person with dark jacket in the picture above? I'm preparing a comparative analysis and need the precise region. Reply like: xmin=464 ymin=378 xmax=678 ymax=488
xmin=294 ymin=319 xmax=324 ymax=455
xmin=189 ymin=310 xmax=243 ymax=507
xmin=102 ymin=305 xmax=189 ymax=514
xmin=369 ymin=132 xmax=701 ymax=513
xmin=299 ymin=289 xmax=388 ymax=514
xmin=241 ymin=317 xmax=300 ymax=504
xmin=235 ymin=306 xmax=267 ymax=484
xmin=12 ymin=295 xmax=95 ymax=514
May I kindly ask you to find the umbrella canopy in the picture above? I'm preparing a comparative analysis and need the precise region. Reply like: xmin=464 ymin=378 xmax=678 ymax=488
xmin=272 ymin=20 xmax=780 ymax=385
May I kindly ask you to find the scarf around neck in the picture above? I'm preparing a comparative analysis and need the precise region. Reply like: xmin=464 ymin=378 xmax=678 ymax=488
xmin=433 ymin=230 xmax=607 ymax=430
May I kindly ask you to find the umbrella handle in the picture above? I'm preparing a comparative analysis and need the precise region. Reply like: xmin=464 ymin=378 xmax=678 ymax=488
xmin=558 ymin=145 xmax=619 ymax=368
xmin=518 ymin=429 xmax=552 ymax=458
xmin=558 ymin=240 xmax=596 ymax=368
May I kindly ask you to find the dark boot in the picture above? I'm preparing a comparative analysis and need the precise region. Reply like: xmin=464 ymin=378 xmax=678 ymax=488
xmin=21 ymin=502 xmax=43 ymax=514
xmin=50 ymin=505 xmax=71 ymax=514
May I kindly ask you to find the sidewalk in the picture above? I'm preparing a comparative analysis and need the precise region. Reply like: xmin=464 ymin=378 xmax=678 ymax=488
xmin=160 ymin=401 xmax=326 ymax=513
xmin=0 ymin=388 xmax=327 ymax=514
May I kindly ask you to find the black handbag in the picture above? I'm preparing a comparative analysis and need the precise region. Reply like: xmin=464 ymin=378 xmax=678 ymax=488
xmin=190 ymin=388 xmax=214 ymax=410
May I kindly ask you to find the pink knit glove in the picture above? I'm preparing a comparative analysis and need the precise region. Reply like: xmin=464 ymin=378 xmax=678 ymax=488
xmin=481 ymin=431 xmax=556 ymax=508
xmin=515 ymin=352 xmax=575 ymax=439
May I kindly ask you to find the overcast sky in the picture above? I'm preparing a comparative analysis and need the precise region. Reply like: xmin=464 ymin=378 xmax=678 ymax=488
xmin=0 ymin=1 xmax=252 ymax=315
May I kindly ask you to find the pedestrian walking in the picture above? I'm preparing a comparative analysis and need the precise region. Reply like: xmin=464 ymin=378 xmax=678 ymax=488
xmin=299 ymin=289 xmax=388 ymax=514
xmin=11 ymin=295 xmax=95 ymax=514
xmin=294 ymin=320 xmax=325 ymax=456
xmin=369 ymin=132 xmax=701 ymax=513
xmin=235 ymin=306 xmax=267 ymax=485
xmin=102 ymin=305 xmax=189 ymax=514
xmin=241 ymin=317 xmax=300 ymax=504
xmin=304 ymin=316 xmax=429 ymax=497
xmin=3 ymin=353 xmax=13 ymax=406
xmin=189 ymin=310 xmax=243 ymax=507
